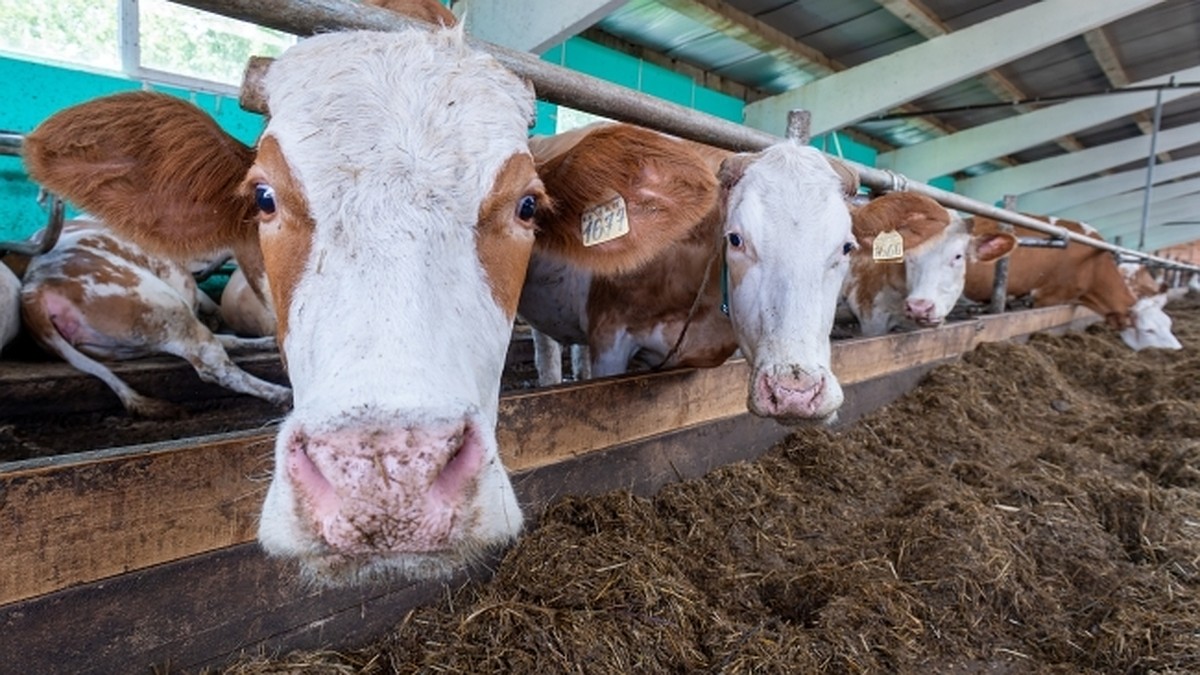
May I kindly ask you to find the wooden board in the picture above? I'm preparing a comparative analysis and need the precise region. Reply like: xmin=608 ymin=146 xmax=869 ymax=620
xmin=0 ymin=306 xmax=1095 ymax=607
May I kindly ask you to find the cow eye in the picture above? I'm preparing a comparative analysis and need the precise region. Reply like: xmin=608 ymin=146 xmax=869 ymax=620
xmin=255 ymin=184 xmax=276 ymax=215
xmin=516 ymin=194 xmax=537 ymax=221
xmin=842 ymin=241 xmax=856 ymax=255
xmin=727 ymin=232 xmax=743 ymax=248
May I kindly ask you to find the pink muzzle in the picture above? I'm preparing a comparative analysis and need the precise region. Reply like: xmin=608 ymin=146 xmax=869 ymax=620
xmin=286 ymin=418 xmax=486 ymax=554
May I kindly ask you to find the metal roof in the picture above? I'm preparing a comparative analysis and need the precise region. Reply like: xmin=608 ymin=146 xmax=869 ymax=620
xmin=592 ymin=0 xmax=1200 ymax=251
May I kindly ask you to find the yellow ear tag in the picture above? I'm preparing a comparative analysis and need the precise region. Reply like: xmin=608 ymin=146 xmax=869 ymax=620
xmin=581 ymin=194 xmax=630 ymax=247
xmin=872 ymin=230 xmax=904 ymax=263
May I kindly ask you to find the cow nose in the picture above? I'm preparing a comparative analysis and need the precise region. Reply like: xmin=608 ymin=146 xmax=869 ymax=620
xmin=750 ymin=367 xmax=828 ymax=420
xmin=905 ymin=298 xmax=937 ymax=324
xmin=286 ymin=419 xmax=486 ymax=553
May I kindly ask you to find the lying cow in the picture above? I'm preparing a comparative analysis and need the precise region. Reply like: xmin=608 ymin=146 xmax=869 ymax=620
xmin=220 ymin=267 xmax=276 ymax=337
xmin=22 ymin=28 xmax=693 ymax=584
xmin=519 ymin=122 xmax=861 ymax=421
xmin=0 ymin=262 xmax=20 ymax=353
xmin=963 ymin=216 xmax=1182 ymax=351
xmin=18 ymin=219 xmax=290 ymax=416
xmin=843 ymin=192 xmax=1017 ymax=336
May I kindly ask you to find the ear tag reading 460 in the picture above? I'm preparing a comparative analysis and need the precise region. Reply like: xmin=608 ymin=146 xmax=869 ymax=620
xmin=581 ymin=194 xmax=630 ymax=247
xmin=872 ymin=230 xmax=904 ymax=263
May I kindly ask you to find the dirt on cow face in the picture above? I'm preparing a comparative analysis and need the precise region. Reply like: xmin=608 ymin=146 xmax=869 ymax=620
xmin=223 ymin=294 xmax=1200 ymax=675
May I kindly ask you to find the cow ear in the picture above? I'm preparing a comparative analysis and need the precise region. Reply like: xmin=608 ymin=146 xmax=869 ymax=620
xmin=533 ymin=123 xmax=718 ymax=275
xmin=23 ymin=91 xmax=256 ymax=262
xmin=825 ymin=156 xmax=859 ymax=197
xmin=717 ymin=152 xmax=757 ymax=191
xmin=971 ymin=232 xmax=1018 ymax=262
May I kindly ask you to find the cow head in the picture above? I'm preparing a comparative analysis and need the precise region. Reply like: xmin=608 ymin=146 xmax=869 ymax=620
xmin=1121 ymin=293 xmax=1183 ymax=351
xmin=718 ymin=143 xmax=859 ymax=423
xmin=852 ymin=193 xmax=1017 ymax=330
xmin=25 ymin=29 xmax=544 ymax=584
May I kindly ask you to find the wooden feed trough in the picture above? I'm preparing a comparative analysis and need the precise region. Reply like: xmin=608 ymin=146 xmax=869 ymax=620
xmin=0 ymin=305 xmax=1096 ymax=673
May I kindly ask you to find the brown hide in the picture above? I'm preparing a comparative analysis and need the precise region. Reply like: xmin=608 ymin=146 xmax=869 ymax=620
xmin=851 ymin=192 xmax=951 ymax=250
xmin=964 ymin=216 xmax=1136 ymax=329
xmin=1122 ymin=265 xmax=1167 ymax=299
xmin=363 ymin=0 xmax=457 ymax=26
xmin=23 ymin=92 xmax=258 ymax=267
xmin=530 ymin=123 xmax=718 ymax=276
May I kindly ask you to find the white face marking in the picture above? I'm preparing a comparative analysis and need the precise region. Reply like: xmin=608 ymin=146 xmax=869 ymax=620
xmin=253 ymin=29 xmax=535 ymax=584
xmin=1122 ymin=295 xmax=1182 ymax=351
xmin=723 ymin=143 xmax=854 ymax=422
xmin=903 ymin=218 xmax=971 ymax=327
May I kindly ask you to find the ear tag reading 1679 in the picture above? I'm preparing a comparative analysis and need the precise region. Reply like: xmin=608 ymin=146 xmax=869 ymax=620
xmin=581 ymin=194 xmax=630 ymax=247
xmin=872 ymin=230 xmax=904 ymax=263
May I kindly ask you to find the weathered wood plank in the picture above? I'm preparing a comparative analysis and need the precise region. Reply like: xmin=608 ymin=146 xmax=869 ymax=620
xmin=0 ymin=358 xmax=972 ymax=675
xmin=0 ymin=306 xmax=1093 ymax=606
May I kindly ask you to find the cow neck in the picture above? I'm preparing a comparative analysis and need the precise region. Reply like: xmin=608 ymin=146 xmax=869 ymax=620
xmin=653 ymin=226 xmax=727 ymax=370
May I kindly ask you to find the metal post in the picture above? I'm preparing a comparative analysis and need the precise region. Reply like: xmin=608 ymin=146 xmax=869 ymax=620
xmin=988 ymin=195 xmax=1017 ymax=314
xmin=1138 ymin=83 xmax=1167 ymax=250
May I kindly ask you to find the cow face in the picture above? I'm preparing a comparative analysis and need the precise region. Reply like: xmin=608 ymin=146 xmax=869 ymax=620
xmin=251 ymin=30 xmax=543 ymax=583
xmin=1121 ymin=293 xmax=1183 ymax=351
xmin=903 ymin=215 xmax=1016 ymax=327
xmin=719 ymin=143 xmax=858 ymax=423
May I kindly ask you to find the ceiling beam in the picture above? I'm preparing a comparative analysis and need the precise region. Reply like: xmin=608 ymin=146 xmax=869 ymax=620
xmin=743 ymin=0 xmax=1166 ymax=138
xmin=1090 ymin=195 xmax=1196 ymax=235
xmin=1085 ymin=25 xmax=1173 ymax=163
xmin=652 ymin=0 xmax=954 ymax=146
xmin=875 ymin=0 xmax=1084 ymax=160
xmin=1016 ymin=155 xmax=1200 ymax=214
xmin=462 ymin=0 xmax=625 ymax=54
xmin=956 ymin=121 xmax=1200 ymax=202
xmin=876 ymin=66 xmax=1200 ymax=181
xmin=1059 ymin=177 xmax=1200 ymax=222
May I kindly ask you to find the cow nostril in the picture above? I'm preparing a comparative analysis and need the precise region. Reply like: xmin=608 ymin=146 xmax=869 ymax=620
xmin=430 ymin=424 xmax=485 ymax=503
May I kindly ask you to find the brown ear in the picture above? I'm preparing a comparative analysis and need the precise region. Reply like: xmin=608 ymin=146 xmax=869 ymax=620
xmin=533 ymin=123 xmax=717 ymax=275
xmin=717 ymin=151 xmax=758 ymax=193
xmin=23 ymin=91 xmax=257 ymax=263
xmin=971 ymin=232 xmax=1018 ymax=262
xmin=361 ymin=0 xmax=458 ymax=26
xmin=825 ymin=155 xmax=860 ymax=197
xmin=850 ymin=191 xmax=948 ymax=249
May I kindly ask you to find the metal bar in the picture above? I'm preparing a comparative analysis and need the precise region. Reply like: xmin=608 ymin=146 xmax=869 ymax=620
xmin=869 ymin=81 xmax=1200 ymax=120
xmin=0 ymin=132 xmax=22 ymax=157
xmin=786 ymin=110 xmax=811 ymax=145
xmin=168 ymin=0 xmax=1200 ymax=275
xmin=1138 ymin=84 xmax=1166 ymax=251
xmin=1015 ymin=236 xmax=1068 ymax=248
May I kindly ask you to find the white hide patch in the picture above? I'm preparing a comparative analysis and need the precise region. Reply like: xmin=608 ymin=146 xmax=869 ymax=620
xmin=723 ymin=143 xmax=855 ymax=422
xmin=255 ymin=29 xmax=535 ymax=582
xmin=1122 ymin=294 xmax=1183 ymax=351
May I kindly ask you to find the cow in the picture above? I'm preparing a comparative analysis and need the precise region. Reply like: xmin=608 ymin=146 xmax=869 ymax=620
xmin=518 ymin=122 xmax=862 ymax=422
xmin=363 ymin=0 xmax=456 ymax=26
xmin=0 ymin=262 xmax=20 ymax=353
xmin=963 ymin=216 xmax=1182 ymax=351
xmin=22 ymin=27 xmax=574 ymax=585
xmin=19 ymin=219 xmax=290 ymax=416
xmin=220 ymin=266 xmax=276 ymax=337
xmin=843 ymin=192 xmax=1017 ymax=336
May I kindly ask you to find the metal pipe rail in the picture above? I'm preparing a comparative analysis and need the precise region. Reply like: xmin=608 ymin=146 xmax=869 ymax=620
xmin=0 ymin=132 xmax=22 ymax=157
xmin=174 ymin=0 xmax=1200 ymax=274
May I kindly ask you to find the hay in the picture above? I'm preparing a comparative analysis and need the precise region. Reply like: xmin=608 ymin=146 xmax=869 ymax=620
xmin=225 ymin=294 xmax=1200 ymax=674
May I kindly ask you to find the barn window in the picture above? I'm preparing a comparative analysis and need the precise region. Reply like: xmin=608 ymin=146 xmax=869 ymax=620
xmin=0 ymin=0 xmax=294 ymax=92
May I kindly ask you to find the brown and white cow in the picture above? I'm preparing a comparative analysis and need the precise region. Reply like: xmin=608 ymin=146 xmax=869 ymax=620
xmin=23 ymin=28 xmax=567 ymax=584
xmin=519 ymin=122 xmax=862 ymax=422
xmin=219 ymin=267 xmax=276 ymax=337
xmin=0 ymin=261 xmax=21 ymax=353
xmin=963 ymin=216 xmax=1182 ymax=351
xmin=20 ymin=219 xmax=289 ymax=417
xmin=843 ymin=192 xmax=1017 ymax=336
